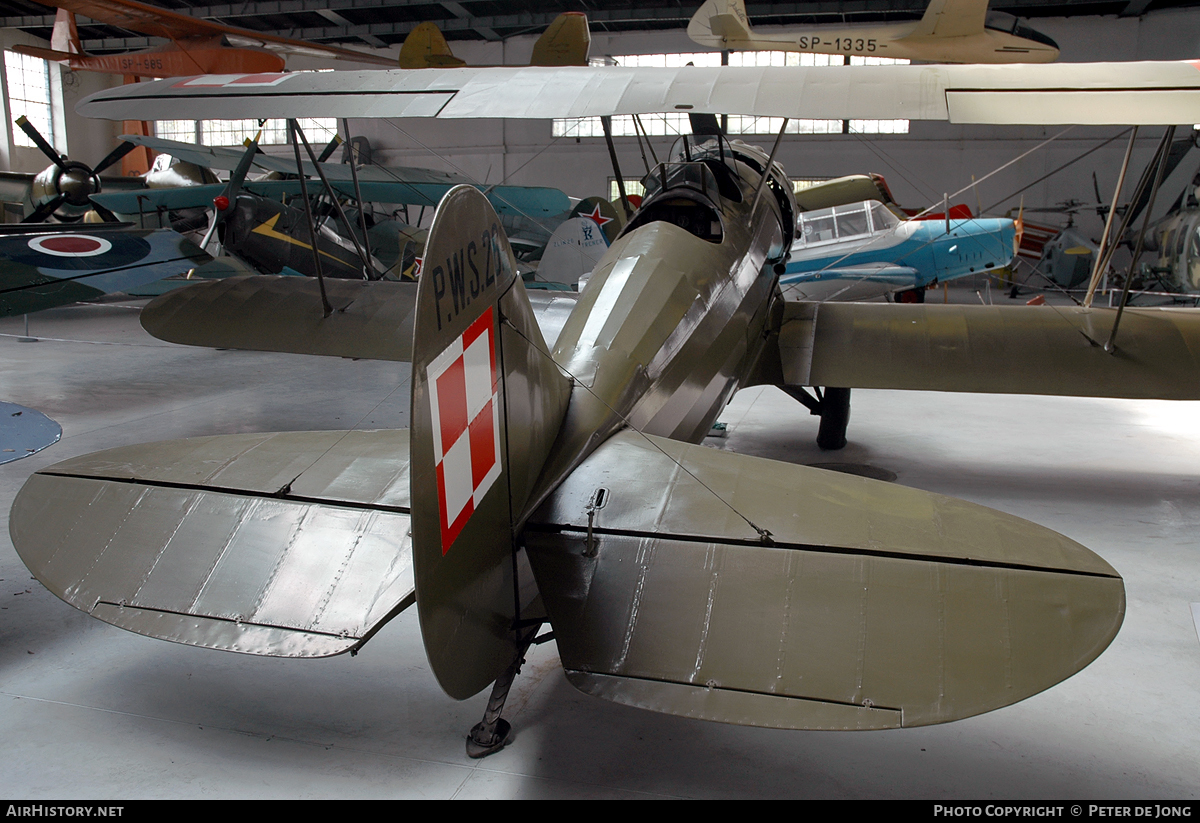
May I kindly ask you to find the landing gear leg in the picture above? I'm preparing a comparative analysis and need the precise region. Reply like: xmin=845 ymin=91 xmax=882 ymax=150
xmin=466 ymin=623 xmax=542 ymax=758
xmin=780 ymin=386 xmax=852 ymax=451
xmin=815 ymin=387 xmax=851 ymax=451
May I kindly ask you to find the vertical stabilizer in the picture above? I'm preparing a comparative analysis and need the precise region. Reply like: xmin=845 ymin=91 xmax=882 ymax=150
xmin=687 ymin=0 xmax=754 ymax=47
xmin=909 ymin=0 xmax=989 ymax=38
xmin=410 ymin=185 xmax=571 ymax=699
xmin=530 ymin=12 xmax=590 ymax=67
xmin=398 ymin=21 xmax=467 ymax=69
xmin=50 ymin=9 xmax=83 ymax=56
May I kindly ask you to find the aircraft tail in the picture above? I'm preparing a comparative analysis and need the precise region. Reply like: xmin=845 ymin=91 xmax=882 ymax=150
xmin=51 ymin=9 xmax=84 ymax=56
xmin=687 ymin=0 xmax=754 ymax=48
xmin=398 ymin=21 xmax=466 ymax=69
xmin=409 ymin=185 xmax=571 ymax=700
xmin=14 ymin=10 xmax=88 ymax=64
xmin=910 ymin=0 xmax=988 ymax=38
xmin=530 ymin=12 xmax=590 ymax=67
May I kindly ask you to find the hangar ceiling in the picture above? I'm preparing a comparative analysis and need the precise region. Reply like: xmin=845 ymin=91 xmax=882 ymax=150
xmin=0 ymin=0 xmax=1199 ymax=53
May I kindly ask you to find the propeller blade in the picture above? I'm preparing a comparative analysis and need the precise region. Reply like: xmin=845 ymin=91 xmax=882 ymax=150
xmin=15 ymin=116 xmax=67 ymax=172
xmin=88 ymin=199 xmax=121 ymax=223
xmin=92 ymin=141 xmax=137 ymax=176
xmin=226 ymin=137 xmax=260 ymax=201
xmin=23 ymin=193 xmax=66 ymax=223
xmin=318 ymin=134 xmax=344 ymax=164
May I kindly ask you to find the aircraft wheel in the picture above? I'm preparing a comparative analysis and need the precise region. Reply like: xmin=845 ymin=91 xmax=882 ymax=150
xmin=895 ymin=287 xmax=925 ymax=304
xmin=816 ymin=387 xmax=851 ymax=451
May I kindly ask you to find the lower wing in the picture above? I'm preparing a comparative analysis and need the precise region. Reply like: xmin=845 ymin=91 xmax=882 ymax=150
xmin=779 ymin=263 xmax=921 ymax=302
xmin=0 ymin=226 xmax=209 ymax=316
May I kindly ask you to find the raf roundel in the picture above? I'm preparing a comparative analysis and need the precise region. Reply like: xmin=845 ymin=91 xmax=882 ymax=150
xmin=26 ymin=234 xmax=113 ymax=258
xmin=427 ymin=306 xmax=502 ymax=554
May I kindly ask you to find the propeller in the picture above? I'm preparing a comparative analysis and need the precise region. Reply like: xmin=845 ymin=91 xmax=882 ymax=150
xmin=200 ymin=133 xmax=262 ymax=252
xmin=18 ymin=115 xmax=135 ymax=223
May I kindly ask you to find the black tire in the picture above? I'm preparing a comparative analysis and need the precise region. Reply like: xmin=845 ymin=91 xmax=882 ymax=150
xmin=816 ymin=387 xmax=851 ymax=451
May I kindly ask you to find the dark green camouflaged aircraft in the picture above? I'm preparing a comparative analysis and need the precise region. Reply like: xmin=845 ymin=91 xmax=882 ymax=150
xmin=12 ymin=60 xmax=1200 ymax=756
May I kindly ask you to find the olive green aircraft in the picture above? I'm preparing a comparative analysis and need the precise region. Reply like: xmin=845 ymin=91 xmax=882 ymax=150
xmin=11 ymin=60 xmax=1200 ymax=757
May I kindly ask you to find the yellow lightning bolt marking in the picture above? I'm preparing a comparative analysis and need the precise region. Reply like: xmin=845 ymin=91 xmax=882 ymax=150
xmin=251 ymin=213 xmax=344 ymax=264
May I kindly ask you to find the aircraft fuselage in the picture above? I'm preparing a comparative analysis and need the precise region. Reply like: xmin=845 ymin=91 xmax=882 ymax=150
xmin=534 ymin=139 xmax=795 ymax=497
xmin=781 ymin=211 xmax=1015 ymax=301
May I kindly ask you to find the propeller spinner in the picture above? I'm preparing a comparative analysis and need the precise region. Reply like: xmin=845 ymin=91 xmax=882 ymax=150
xmin=18 ymin=115 xmax=135 ymax=223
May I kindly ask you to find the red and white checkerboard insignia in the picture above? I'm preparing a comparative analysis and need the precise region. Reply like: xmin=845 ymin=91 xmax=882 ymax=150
xmin=427 ymin=306 xmax=502 ymax=554
xmin=173 ymin=74 xmax=291 ymax=89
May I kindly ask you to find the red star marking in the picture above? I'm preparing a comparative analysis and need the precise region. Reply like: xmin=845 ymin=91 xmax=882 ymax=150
xmin=582 ymin=204 xmax=613 ymax=230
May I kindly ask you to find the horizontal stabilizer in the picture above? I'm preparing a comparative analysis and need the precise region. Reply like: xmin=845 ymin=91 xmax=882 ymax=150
xmin=525 ymin=430 xmax=1123 ymax=729
xmin=10 ymin=44 xmax=76 ymax=63
xmin=141 ymin=275 xmax=419 ymax=360
xmin=11 ymin=430 xmax=416 ymax=657
xmin=782 ymin=302 xmax=1200 ymax=398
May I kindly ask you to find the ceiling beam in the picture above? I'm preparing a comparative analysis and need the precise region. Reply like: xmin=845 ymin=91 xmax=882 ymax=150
xmin=442 ymin=0 xmax=500 ymax=40
xmin=1119 ymin=0 xmax=1155 ymax=16
xmin=314 ymin=8 xmax=387 ymax=47
xmin=2 ymin=0 xmax=1140 ymax=36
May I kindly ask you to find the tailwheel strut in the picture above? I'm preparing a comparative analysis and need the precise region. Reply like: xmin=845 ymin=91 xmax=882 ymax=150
xmin=781 ymin=386 xmax=852 ymax=451
xmin=466 ymin=622 xmax=546 ymax=758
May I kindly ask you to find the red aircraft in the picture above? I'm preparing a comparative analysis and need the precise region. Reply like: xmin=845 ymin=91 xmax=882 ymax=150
xmin=12 ymin=0 xmax=397 ymax=78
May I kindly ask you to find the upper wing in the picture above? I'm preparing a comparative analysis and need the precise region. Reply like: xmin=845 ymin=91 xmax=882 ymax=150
xmin=780 ymin=301 xmax=1200 ymax=399
xmin=11 ymin=430 xmax=415 ymax=657
xmin=118 ymin=135 xmax=571 ymax=217
xmin=78 ymin=61 xmax=1200 ymax=126
xmin=525 ymin=429 xmax=1123 ymax=729
xmin=39 ymin=0 xmax=397 ymax=66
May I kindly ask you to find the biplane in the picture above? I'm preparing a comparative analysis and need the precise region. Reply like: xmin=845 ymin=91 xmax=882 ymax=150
xmin=11 ymin=60 xmax=1200 ymax=757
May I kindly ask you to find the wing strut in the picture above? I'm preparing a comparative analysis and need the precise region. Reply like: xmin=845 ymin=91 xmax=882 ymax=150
xmin=600 ymin=115 xmax=633 ymax=220
xmin=750 ymin=117 xmax=788 ymax=213
xmin=341 ymin=118 xmax=374 ymax=273
xmin=1084 ymin=127 xmax=1139 ymax=307
xmin=1107 ymin=125 xmax=1176 ymax=351
xmin=288 ymin=119 xmax=334 ymax=316
xmin=290 ymin=118 xmax=376 ymax=281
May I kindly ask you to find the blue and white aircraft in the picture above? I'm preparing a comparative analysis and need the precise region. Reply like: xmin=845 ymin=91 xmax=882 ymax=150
xmin=780 ymin=199 xmax=1018 ymax=303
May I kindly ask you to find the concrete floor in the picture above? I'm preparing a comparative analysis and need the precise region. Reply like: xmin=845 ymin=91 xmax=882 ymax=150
xmin=1 ymin=299 xmax=1198 ymax=799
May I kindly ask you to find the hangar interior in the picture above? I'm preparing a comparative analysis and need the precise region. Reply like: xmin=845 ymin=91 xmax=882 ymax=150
xmin=1 ymin=0 xmax=1199 ymax=799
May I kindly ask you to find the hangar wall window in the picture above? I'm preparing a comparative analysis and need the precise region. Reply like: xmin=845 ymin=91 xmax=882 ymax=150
xmin=153 ymin=118 xmax=337 ymax=147
xmin=608 ymin=178 xmax=647 ymax=201
xmin=5 ymin=52 xmax=55 ymax=148
xmin=553 ymin=52 xmax=908 ymax=138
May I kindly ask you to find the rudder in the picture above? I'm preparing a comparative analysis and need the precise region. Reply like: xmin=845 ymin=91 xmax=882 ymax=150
xmin=398 ymin=21 xmax=466 ymax=69
xmin=530 ymin=12 xmax=591 ymax=67
xmin=410 ymin=185 xmax=571 ymax=699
